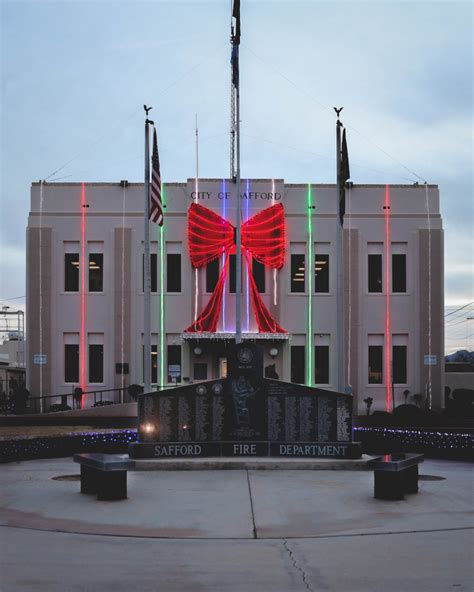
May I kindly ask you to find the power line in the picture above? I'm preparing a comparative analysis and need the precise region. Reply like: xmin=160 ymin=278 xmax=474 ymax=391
xmin=242 ymin=44 xmax=428 ymax=184
xmin=444 ymin=301 xmax=474 ymax=318
xmin=43 ymin=42 xmax=227 ymax=182
xmin=241 ymin=132 xmax=418 ymax=183
xmin=0 ymin=296 xmax=26 ymax=302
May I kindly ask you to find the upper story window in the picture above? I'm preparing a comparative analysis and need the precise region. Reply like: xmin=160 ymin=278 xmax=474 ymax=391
xmin=368 ymin=254 xmax=382 ymax=293
xmin=252 ymin=258 xmax=265 ymax=293
xmin=291 ymin=254 xmax=305 ymax=293
xmin=392 ymin=254 xmax=406 ymax=293
xmin=65 ymin=253 xmax=79 ymax=292
xmin=142 ymin=253 xmax=157 ymax=293
xmin=167 ymin=254 xmax=181 ymax=292
xmin=314 ymin=254 xmax=329 ymax=293
xmin=89 ymin=254 xmax=103 ymax=292
xmin=206 ymin=258 xmax=219 ymax=293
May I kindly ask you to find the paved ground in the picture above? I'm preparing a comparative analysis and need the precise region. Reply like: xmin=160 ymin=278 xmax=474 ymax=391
xmin=0 ymin=458 xmax=472 ymax=591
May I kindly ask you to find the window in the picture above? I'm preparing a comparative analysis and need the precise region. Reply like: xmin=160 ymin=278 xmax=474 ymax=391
xmin=315 ymin=345 xmax=329 ymax=384
xmin=89 ymin=344 xmax=103 ymax=383
xmin=393 ymin=345 xmax=407 ymax=384
xmin=368 ymin=345 xmax=383 ymax=384
xmin=314 ymin=254 xmax=329 ymax=293
xmin=142 ymin=254 xmax=157 ymax=292
xmin=392 ymin=254 xmax=406 ymax=293
xmin=143 ymin=345 xmax=158 ymax=384
xmin=206 ymin=258 xmax=219 ymax=293
xmin=65 ymin=253 xmax=79 ymax=292
xmin=368 ymin=254 xmax=382 ymax=293
xmin=193 ymin=363 xmax=207 ymax=380
xmin=252 ymin=258 xmax=265 ymax=293
xmin=229 ymin=254 xmax=236 ymax=293
xmin=291 ymin=254 xmax=305 ymax=293
xmin=167 ymin=254 xmax=181 ymax=292
xmin=65 ymin=344 xmax=79 ymax=383
xmin=167 ymin=345 xmax=181 ymax=383
xmin=89 ymin=254 xmax=103 ymax=292
xmin=291 ymin=345 xmax=305 ymax=384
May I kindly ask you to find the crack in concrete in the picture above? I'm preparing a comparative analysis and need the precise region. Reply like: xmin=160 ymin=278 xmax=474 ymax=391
xmin=282 ymin=538 xmax=314 ymax=592
xmin=245 ymin=469 xmax=257 ymax=539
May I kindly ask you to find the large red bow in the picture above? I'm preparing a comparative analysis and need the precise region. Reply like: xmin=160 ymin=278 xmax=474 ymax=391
xmin=185 ymin=202 xmax=287 ymax=333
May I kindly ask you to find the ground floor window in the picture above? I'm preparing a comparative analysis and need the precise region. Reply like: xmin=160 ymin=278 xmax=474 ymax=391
xmin=193 ymin=363 xmax=207 ymax=381
xmin=142 ymin=345 xmax=158 ymax=384
xmin=64 ymin=344 xmax=79 ymax=383
xmin=291 ymin=345 xmax=305 ymax=384
xmin=167 ymin=345 xmax=181 ymax=383
xmin=392 ymin=345 xmax=407 ymax=384
xmin=368 ymin=345 xmax=383 ymax=384
xmin=88 ymin=344 xmax=103 ymax=383
xmin=314 ymin=345 xmax=329 ymax=384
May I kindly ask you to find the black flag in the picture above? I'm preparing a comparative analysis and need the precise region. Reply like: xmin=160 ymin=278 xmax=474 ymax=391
xmin=231 ymin=45 xmax=239 ymax=86
xmin=339 ymin=127 xmax=350 ymax=226
xmin=233 ymin=0 xmax=241 ymax=45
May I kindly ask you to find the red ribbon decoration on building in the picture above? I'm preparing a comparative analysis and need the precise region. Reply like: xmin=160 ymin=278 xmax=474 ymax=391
xmin=185 ymin=202 xmax=287 ymax=334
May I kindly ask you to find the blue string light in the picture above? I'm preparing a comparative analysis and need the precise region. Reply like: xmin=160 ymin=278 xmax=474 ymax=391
xmin=0 ymin=428 xmax=471 ymax=462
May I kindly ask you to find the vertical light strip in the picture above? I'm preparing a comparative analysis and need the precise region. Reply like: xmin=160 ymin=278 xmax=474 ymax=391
xmin=222 ymin=178 xmax=227 ymax=331
xmin=425 ymin=183 xmax=432 ymax=408
xmin=384 ymin=184 xmax=392 ymax=411
xmin=272 ymin=179 xmax=277 ymax=305
xmin=347 ymin=184 xmax=352 ymax=387
xmin=80 ymin=182 xmax=87 ymax=403
xmin=307 ymin=183 xmax=313 ymax=387
xmin=38 ymin=181 xmax=44 ymax=404
xmin=121 ymin=185 xmax=126 ymax=392
xmin=159 ymin=183 xmax=165 ymax=390
xmin=245 ymin=178 xmax=250 ymax=333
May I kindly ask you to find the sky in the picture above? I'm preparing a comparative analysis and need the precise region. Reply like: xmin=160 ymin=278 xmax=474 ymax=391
xmin=1 ymin=0 xmax=473 ymax=352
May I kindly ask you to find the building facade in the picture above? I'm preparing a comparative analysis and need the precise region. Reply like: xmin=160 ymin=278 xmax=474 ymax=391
xmin=26 ymin=179 xmax=444 ymax=414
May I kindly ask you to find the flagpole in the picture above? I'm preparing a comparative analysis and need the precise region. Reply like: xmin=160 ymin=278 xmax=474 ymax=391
xmin=235 ymin=47 xmax=242 ymax=344
xmin=231 ymin=2 xmax=242 ymax=344
xmin=335 ymin=108 xmax=345 ymax=393
xmin=144 ymin=105 xmax=152 ymax=392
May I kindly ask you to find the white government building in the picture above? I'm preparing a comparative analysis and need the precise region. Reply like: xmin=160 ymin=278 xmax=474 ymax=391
xmin=26 ymin=179 xmax=444 ymax=414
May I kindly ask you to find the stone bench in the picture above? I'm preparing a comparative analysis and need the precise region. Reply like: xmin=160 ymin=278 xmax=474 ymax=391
xmin=74 ymin=453 xmax=135 ymax=500
xmin=368 ymin=453 xmax=424 ymax=500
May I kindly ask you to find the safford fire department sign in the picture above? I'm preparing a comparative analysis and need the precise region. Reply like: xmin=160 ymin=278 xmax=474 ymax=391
xmin=129 ymin=344 xmax=361 ymax=460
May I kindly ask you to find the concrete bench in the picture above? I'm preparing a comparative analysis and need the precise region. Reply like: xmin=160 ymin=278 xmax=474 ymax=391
xmin=74 ymin=453 xmax=135 ymax=500
xmin=368 ymin=453 xmax=424 ymax=500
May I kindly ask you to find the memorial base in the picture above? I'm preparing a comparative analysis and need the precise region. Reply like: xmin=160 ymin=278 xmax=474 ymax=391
xmin=129 ymin=441 xmax=362 ymax=460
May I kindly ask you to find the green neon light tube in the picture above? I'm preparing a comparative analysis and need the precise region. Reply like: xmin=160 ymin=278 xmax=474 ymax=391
xmin=159 ymin=183 xmax=166 ymax=390
xmin=307 ymin=183 xmax=313 ymax=387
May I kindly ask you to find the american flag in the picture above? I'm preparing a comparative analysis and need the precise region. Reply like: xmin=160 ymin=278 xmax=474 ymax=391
xmin=150 ymin=127 xmax=163 ymax=225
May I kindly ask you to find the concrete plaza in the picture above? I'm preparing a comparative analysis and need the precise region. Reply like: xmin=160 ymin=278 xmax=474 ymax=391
xmin=0 ymin=458 xmax=472 ymax=591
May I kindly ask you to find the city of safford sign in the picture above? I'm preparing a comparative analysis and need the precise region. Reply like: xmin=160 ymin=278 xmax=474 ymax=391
xmin=190 ymin=190 xmax=282 ymax=201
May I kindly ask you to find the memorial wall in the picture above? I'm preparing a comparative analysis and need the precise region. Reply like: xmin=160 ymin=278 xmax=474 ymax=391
xmin=129 ymin=344 xmax=361 ymax=459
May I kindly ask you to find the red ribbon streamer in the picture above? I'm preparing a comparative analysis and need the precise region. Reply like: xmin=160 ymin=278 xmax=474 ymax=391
xmin=186 ymin=203 xmax=287 ymax=333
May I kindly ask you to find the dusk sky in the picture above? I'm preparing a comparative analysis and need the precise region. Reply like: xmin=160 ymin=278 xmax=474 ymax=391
xmin=1 ymin=0 xmax=472 ymax=352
